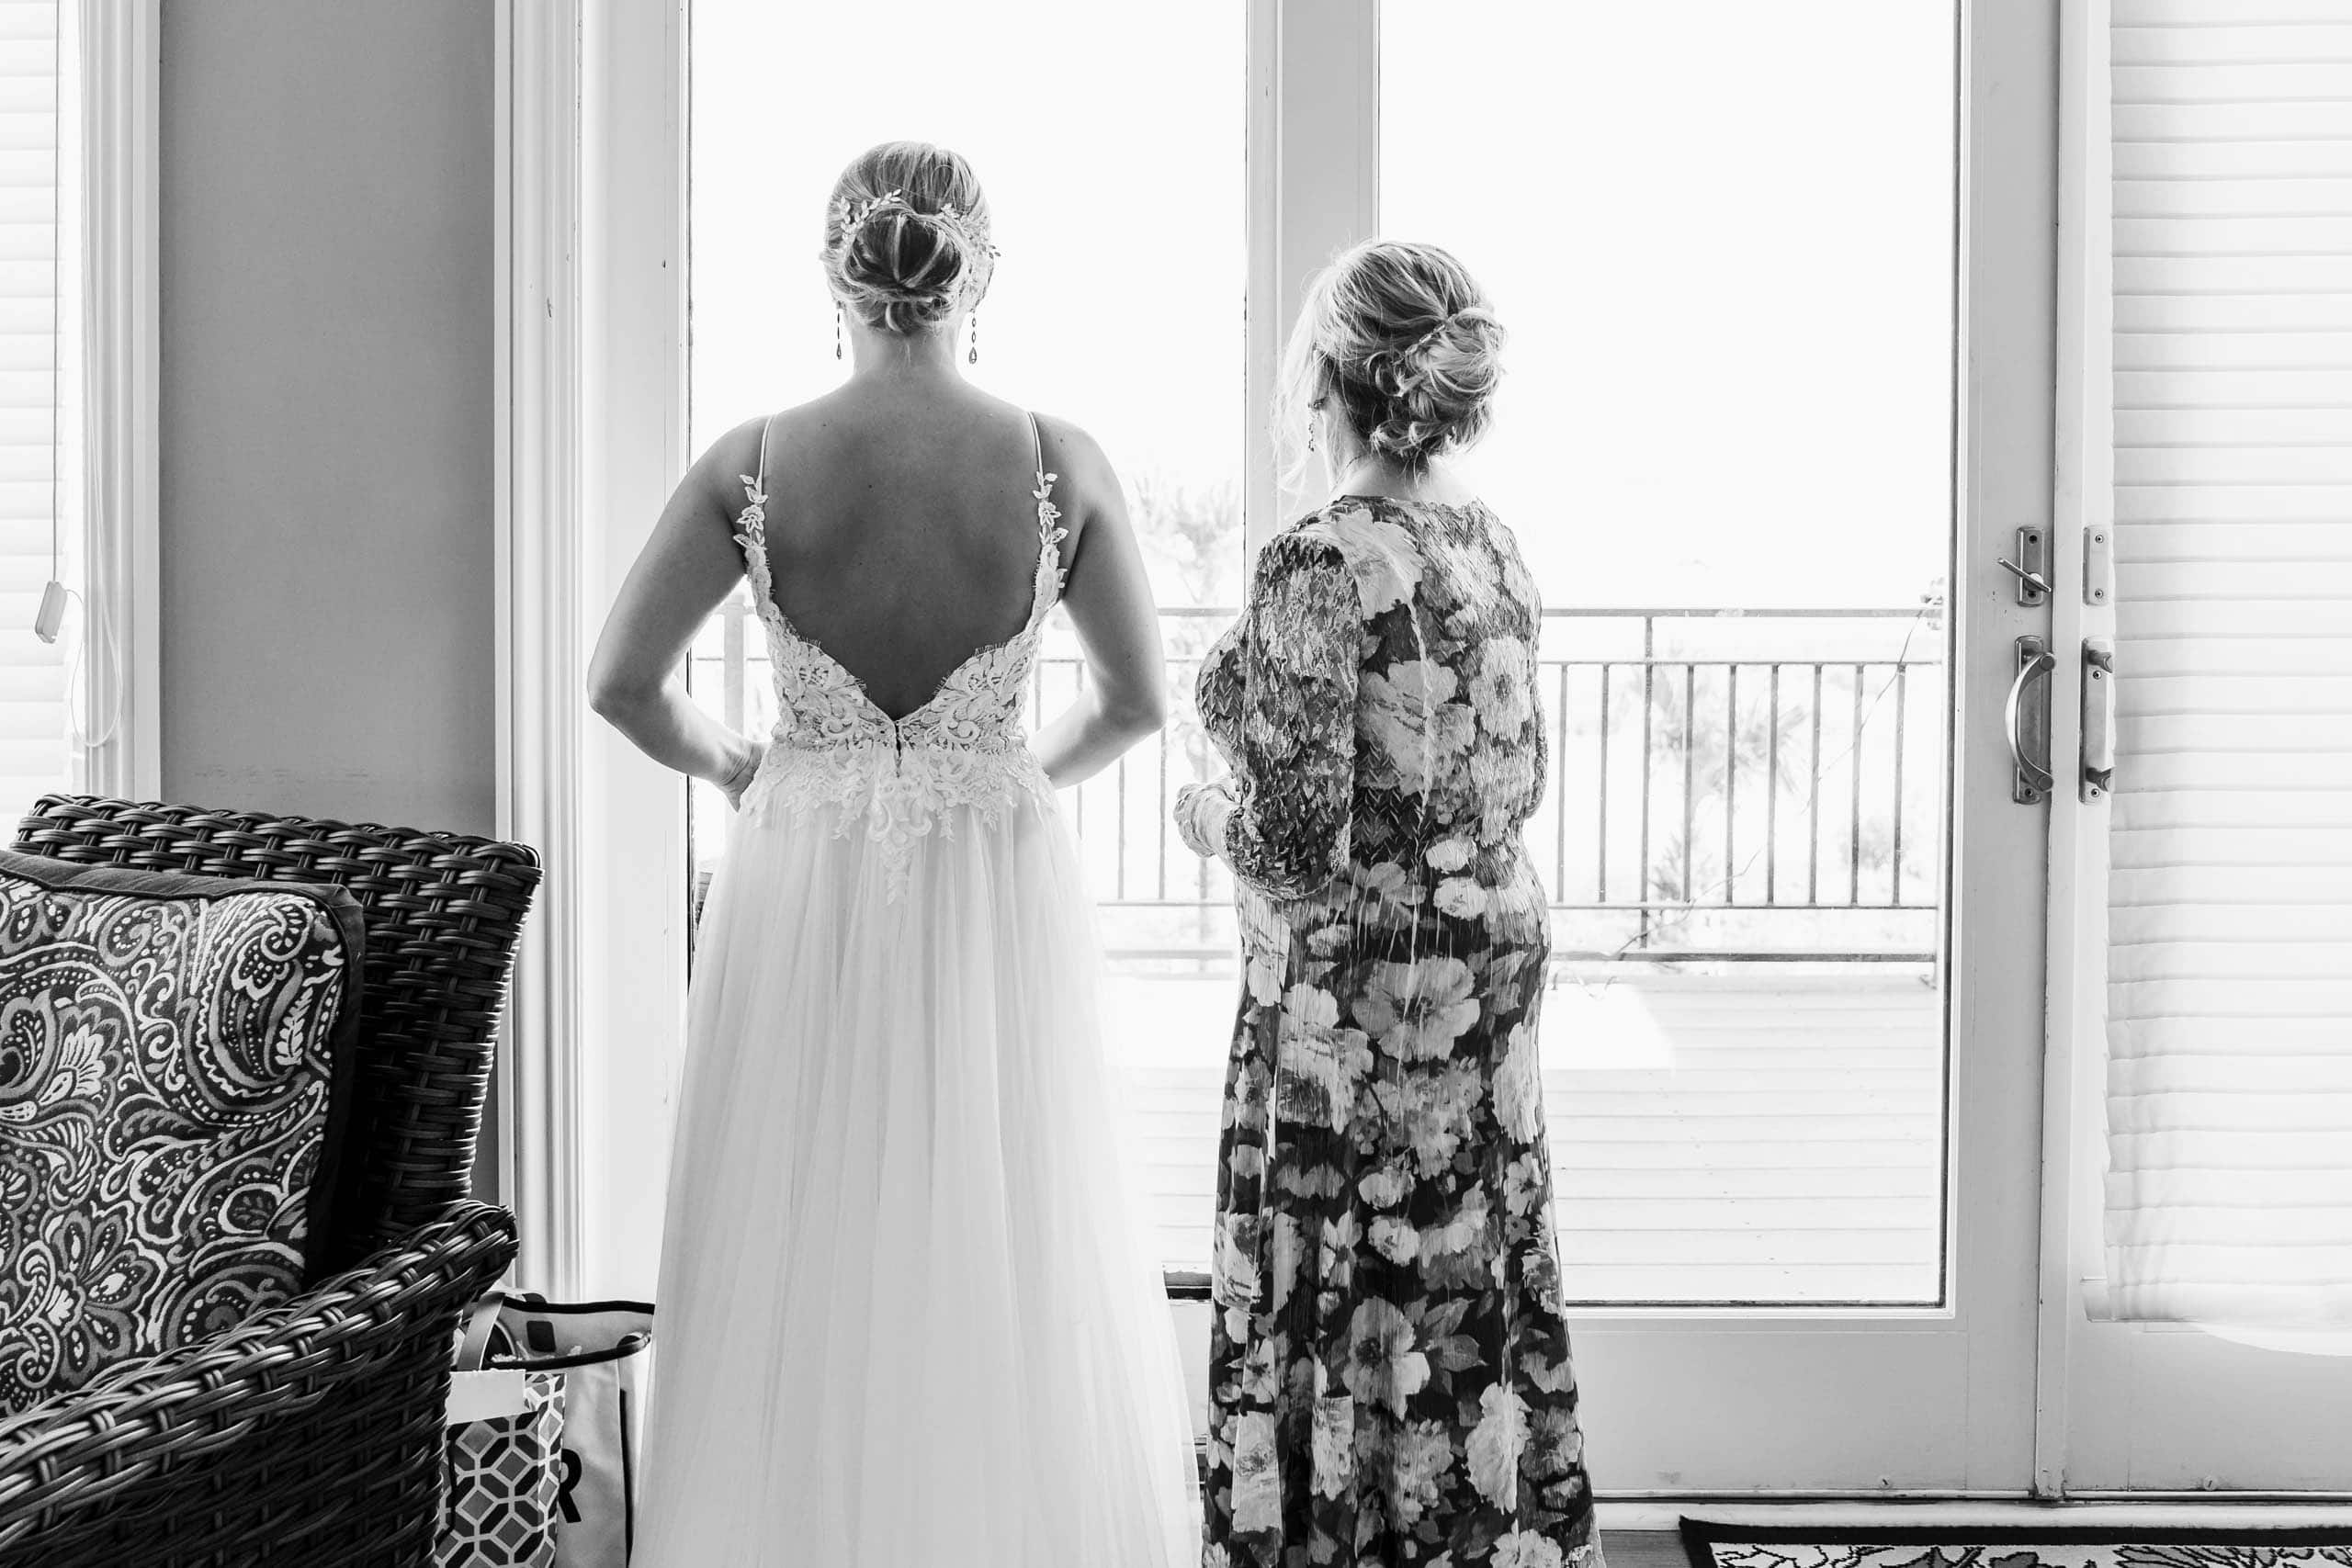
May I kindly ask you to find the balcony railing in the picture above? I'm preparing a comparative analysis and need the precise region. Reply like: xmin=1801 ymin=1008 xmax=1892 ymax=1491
xmin=691 ymin=601 xmax=1945 ymax=964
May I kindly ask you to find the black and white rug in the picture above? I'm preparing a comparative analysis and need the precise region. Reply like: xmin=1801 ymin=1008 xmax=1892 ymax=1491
xmin=1680 ymin=1518 xmax=2352 ymax=1568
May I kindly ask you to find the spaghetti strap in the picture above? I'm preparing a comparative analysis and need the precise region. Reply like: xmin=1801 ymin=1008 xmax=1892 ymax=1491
xmin=1023 ymin=411 xmax=1068 ymax=603
xmin=732 ymin=416 xmax=779 ymax=619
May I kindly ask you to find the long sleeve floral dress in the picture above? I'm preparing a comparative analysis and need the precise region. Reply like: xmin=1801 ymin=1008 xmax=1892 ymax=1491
xmin=1174 ymin=496 xmax=1602 ymax=1568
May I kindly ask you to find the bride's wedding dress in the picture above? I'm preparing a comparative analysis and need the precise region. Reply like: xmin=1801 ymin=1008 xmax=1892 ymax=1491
xmin=634 ymin=414 xmax=1201 ymax=1565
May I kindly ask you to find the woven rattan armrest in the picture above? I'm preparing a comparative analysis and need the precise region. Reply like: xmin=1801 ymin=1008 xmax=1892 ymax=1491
xmin=0 ymin=1200 xmax=516 ymax=1568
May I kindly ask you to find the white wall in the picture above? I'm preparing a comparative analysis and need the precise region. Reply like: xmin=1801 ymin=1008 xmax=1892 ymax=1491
xmin=158 ymin=0 xmax=493 ymax=830
xmin=159 ymin=1 xmax=503 ymax=1198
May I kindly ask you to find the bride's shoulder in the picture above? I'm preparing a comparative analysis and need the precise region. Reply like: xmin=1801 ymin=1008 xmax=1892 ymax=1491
xmin=1027 ymin=410 xmax=1109 ymax=473
xmin=1026 ymin=411 xmax=1119 ymax=528
xmin=674 ymin=412 xmax=777 ymax=516
xmin=756 ymin=392 xmax=854 ymax=455
xmin=684 ymin=395 xmax=846 ymax=500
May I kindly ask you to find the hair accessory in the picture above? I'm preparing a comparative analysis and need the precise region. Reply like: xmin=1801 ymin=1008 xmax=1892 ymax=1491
xmin=1405 ymin=312 xmax=1464 ymax=360
xmin=835 ymin=188 xmax=1001 ymax=262
xmin=838 ymin=187 xmax=908 ymax=238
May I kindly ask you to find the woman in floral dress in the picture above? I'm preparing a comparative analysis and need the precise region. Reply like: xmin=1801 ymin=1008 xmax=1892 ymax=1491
xmin=1175 ymin=240 xmax=1602 ymax=1568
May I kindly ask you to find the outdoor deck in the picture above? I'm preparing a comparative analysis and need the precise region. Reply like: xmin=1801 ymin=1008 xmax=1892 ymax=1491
xmin=1109 ymin=964 xmax=1946 ymax=1307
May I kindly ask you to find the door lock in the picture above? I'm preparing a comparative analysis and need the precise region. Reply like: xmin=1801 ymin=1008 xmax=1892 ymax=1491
xmin=1996 ymin=525 xmax=2051 ymax=605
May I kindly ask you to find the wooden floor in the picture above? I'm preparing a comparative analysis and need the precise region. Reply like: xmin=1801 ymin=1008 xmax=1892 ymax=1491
xmin=1111 ymin=966 xmax=1946 ymax=1304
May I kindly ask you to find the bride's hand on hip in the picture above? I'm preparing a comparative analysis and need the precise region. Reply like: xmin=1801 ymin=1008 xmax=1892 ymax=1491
xmin=717 ymin=735 xmax=769 ymax=809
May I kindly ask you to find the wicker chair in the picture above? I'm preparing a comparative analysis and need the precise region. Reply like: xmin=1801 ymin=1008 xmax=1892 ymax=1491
xmin=0 ymin=795 xmax=540 ymax=1568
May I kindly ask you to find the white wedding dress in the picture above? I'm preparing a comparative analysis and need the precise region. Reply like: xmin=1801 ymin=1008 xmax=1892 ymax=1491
xmin=634 ymin=414 xmax=1201 ymax=1566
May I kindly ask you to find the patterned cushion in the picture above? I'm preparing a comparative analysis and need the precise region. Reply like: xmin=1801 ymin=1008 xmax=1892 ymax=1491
xmin=0 ymin=850 xmax=365 ymax=1414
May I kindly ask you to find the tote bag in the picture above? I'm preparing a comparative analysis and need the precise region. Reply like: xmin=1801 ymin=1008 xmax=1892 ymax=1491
xmin=437 ymin=1299 xmax=567 ymax=1568
xmin=481 ymin=1292 xmax=656 ymax=1568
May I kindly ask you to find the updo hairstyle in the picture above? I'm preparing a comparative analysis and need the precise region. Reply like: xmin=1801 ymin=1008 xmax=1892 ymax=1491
xmin=1279 ymin=239 xmax=1505 ymax=471
xmin=820 ymin=141 xmax=996 ymax=334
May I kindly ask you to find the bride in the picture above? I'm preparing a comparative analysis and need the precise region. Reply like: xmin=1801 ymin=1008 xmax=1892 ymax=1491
xmin=587 ymin=140 xmax=1201 ymax=1565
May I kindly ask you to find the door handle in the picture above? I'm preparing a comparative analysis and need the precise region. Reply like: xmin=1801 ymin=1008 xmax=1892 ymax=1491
xmin=2007 ymin=636 xmax=2054 ymax=804
xmin=2081 ymin=637 xmax=2115 ymax=801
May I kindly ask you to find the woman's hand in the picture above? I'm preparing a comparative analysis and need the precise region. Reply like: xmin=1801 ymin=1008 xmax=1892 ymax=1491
xmin=718 ymin=735 xmax=769 ymax=809
xmin=1173 ymin=780 xmax=1231 ymax=861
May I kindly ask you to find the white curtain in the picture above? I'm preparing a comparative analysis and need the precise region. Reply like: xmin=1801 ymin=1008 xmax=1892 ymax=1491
xmin=2103 ymin=0 xmax=2352 ymax=1328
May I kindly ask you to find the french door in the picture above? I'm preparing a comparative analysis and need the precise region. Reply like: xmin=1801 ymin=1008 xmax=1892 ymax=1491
xmin=1283 ymin=0 xmax=2057 ymax=1494
xmin=534 ymin=0 xmax=2071 ymax=1498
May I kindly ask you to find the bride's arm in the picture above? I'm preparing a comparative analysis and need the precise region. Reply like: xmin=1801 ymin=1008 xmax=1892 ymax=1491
xmin=1031 ymin=422 xmax=1169 ymax=790
xmin=587 ymin=418 xmax=769 ymax=800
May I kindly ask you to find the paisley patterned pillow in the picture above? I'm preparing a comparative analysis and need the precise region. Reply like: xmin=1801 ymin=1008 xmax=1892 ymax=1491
xmin=0 ymin=850 xmax=365 ymax=1415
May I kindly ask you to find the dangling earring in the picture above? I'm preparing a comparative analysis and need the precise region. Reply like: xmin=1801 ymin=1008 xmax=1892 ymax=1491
xmin=834 ymin=305 xmax=843 ymax=361
xmin=967 ymin=311 xmax=980 ymax=366
xmin=1306 ymin=415 xmax=1317 ymax=454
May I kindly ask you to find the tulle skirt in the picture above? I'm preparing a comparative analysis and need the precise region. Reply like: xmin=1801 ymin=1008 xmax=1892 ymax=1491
xmin=633 ymin=783 xmax=1201 ymax=1567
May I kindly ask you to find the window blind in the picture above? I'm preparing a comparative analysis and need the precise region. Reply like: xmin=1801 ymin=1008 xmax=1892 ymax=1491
xmin=0 ymin=0 xmax=74 ymax=819
xmin=2105 ymin=0 xmax=2352 ymax=1327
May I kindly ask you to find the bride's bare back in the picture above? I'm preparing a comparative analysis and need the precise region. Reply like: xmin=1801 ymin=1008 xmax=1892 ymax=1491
xmin=590 ymin=354 xmax=1165 ymax=794
xmin=753 ymin=382 xmax=1069 ymax=721
xmin=589 ymin=141 xmax=1165 ymax=798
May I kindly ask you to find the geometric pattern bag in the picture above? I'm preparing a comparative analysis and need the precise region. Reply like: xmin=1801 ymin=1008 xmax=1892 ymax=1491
xmin=478 ymin=1293 xmax=656 ymax=1568
xmin=436 ymin=1300 xmax=568 ymax=1568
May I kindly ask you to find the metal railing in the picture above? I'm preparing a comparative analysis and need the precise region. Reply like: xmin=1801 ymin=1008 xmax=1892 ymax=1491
xmin=692 ymin=600 xmax=1945 ymax=964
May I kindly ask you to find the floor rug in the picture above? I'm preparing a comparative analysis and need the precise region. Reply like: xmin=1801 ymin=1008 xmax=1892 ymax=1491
xmin=1680 ymin=1517 xmax=2352 ymax=1568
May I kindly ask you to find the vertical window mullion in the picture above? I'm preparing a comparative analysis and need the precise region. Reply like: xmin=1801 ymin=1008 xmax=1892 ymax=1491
xmin=1244 ymin=0 xmax=1379 ymax=554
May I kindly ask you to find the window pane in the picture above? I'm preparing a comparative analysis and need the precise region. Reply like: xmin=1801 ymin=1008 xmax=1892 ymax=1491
xmin=685 ymin=4 xmax=1245 ymax=1269
xmin=1381 ymin=2 xmax=1952 ymax=610
xmin=1382 ymin=0 xmax=1958 ymax=1305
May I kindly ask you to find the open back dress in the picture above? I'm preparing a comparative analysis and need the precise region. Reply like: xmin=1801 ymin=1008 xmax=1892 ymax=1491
xmin=633 ymin=413 xmax=1201 ymax=1567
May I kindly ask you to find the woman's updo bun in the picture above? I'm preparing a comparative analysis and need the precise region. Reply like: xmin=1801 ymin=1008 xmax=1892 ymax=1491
xmin=821 ymin=141 xmax=995 ymax=335
xmin=1279 ymin=240 xmax=1505 ymax=472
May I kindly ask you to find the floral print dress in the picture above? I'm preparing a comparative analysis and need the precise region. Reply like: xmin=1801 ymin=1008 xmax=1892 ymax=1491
xmin=1175 ymin=496 xmax=1601 ymax=1568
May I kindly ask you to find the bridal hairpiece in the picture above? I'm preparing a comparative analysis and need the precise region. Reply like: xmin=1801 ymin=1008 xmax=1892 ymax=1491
xmin=1404 ymin=311 xmax=1473 ymax=359
xmin=835 ymin=188 xmax=1001 ymax=261
xmin=1366 ymin=315 xmax=1459 ymax=394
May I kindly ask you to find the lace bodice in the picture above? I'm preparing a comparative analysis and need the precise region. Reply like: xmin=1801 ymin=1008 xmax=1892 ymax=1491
xmin=729 ymin=412 xmax=1069 ymax=898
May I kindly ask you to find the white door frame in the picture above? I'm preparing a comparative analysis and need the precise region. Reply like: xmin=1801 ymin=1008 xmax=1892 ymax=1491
xmin=572 ymin=0 xmax=691 ymax=1304
xmin=495 ymin=0 xmax=690 ymax=1299
xmin=495 ymin=0 xmax=589 ymax=1297
xmin=79 ymin=0 xmax=162 ymax=804
xmin=2036 ymin=0 xmax=2117 ymax=1500
xmin=1244 ymin=0 xmax=1376 ymax=552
